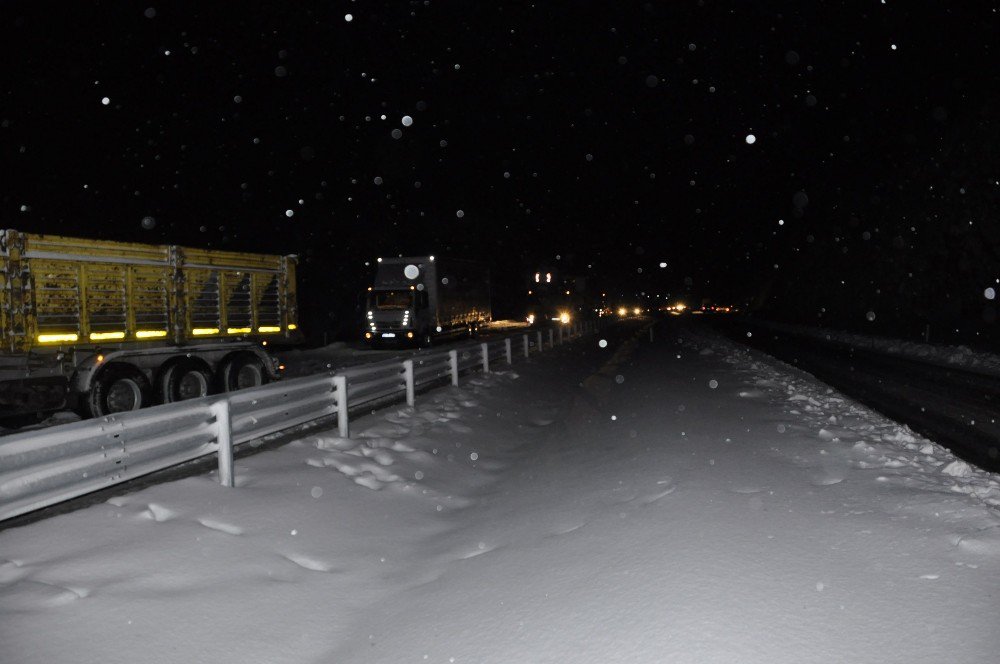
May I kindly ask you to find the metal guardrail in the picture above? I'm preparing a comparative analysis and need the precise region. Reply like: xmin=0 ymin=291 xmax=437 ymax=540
xmin=0 ymin=322 xmax=598 ymax=521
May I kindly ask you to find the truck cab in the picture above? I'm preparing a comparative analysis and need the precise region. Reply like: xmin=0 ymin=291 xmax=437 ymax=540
xmin=365 ymin=285 xmax=425 ymax=345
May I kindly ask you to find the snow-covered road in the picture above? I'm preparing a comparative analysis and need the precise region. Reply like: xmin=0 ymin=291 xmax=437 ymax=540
xmin=2 ymin=320 xmax=999 ymax=663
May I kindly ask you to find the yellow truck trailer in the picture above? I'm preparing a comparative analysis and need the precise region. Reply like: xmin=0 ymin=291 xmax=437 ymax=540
xmin=0 ymin=229 xmax=299 ymax=418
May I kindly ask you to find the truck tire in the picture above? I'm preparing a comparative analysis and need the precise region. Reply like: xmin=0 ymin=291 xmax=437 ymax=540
xmin=219 ymin=354 xmax=268 ymax=392
xmin=86 ymin=364 xmax=151 ymax=417
xmin=159 ymin=359 xmax=213 ymax=403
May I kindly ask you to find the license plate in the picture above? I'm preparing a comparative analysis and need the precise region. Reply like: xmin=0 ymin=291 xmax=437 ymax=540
xmin=381 ymin=332 xmax=396 ymax=338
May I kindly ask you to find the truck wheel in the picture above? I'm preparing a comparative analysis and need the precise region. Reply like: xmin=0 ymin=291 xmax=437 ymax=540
xmin=220 ymin=355 xmax=268 ymax=392
xmin=159 ymin=359 xmax=212 ymax=403
xmin=87 ymin=364 xmax=151 ymax=417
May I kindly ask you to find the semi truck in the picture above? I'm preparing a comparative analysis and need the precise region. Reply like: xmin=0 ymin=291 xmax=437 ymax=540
xmin=0 ymin=229 xmax=299 ymax=419
xmin=524 ymin=267 xmax=585 ymax=327
xmin=363 ymin=255 xmax=490 ymax=346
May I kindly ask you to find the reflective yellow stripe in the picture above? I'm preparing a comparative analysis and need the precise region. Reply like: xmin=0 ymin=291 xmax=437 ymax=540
xmin=287 ymin=323 xmax=298 ymax=330
xmin=227 ymin=327 xmax=252 ymax=335
xmin=191 ymin=328 xmax=220 ymax=336
xmin=257 ymin=326 xmax=281 ymax=333
xmin=37 ymin=333 xmax=79 ymax=343
xmin=136 ymin=330 xmax=168 ymax=339
xmin=89 ymin=331 xmax=126 ymax=341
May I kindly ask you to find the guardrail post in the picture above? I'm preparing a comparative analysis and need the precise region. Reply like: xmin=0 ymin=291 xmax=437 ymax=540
xmin=481 ymin=342 xmax=490 ymax=373
xmin=333 ymin=374 xmax=349 ymax=438
xmin=523 ymin=334 xmax=530 ymax=358
xmin=558 ymin=326 xmax=564 ymax=345
xmin=402 ymin=359 xmax=415 ymax=406
xmin=649 ymin=326 xmax=654 ymax=342
xmin=449 ymin=350 xmax=459 ymax=386
xmin=505 ymin=338 xmax=513 ymax=365
xmin=213 ymin=398 xmax=234 ymax=488
xmin=537 ymin=330 xmax=543 ymax=352
xmin=548 ymin=329 xmax=554 ymax=348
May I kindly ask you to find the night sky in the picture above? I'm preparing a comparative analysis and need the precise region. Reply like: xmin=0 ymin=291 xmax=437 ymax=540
xmin=4 ymin=2 xmax=998 ymax=342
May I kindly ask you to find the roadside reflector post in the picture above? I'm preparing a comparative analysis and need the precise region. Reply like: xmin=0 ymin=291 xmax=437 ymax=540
xmin=481 ymin=342 xmax=490 ymax=373
xmin=448 ymin=350 xmax=458 ymax=387
xmin=213 ymin=398 xmax=234 ymax=488
xmin=548 ymin=329 xmax=554 ymax=348
xmin=333 ymin=374 xmax=349 ymax=438
xmin=558 ymin=326 xmax=563 ymax=345
xmin=537 ymin=330 xmax=543 ymax=351
xmin=403 ymin=359 xmax=415 ymax=406
xmin=449 ymin=350 xmax=459 ymax=386
xmin=505 ymin=338 xmax=513 ymax=365
xmin=523 ymin=334 xmax=530 ymax=358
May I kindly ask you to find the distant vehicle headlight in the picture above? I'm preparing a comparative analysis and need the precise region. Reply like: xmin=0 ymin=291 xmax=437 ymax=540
xmin=526 ymin=314 xmax=536 ymax=325
xmin=559 ymin=312 xmax=571 ymax=324
xmin=617 ymin=307 xmax=627 ymax=317
xmin=633 ymin=307 xmax=641 ymax=315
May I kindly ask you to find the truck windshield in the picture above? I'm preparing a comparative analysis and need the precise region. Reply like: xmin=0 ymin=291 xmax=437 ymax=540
xmin=370 ymin=290 xmax=413 ymax=310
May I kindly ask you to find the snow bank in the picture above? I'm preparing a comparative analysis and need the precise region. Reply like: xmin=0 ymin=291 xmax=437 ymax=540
xmin=751 ymin=319 xmax=1000 ymax=376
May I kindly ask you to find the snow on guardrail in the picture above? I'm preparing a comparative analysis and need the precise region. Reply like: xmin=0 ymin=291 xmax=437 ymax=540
xmin=0 ymin=322 xmax=599 ymax=521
